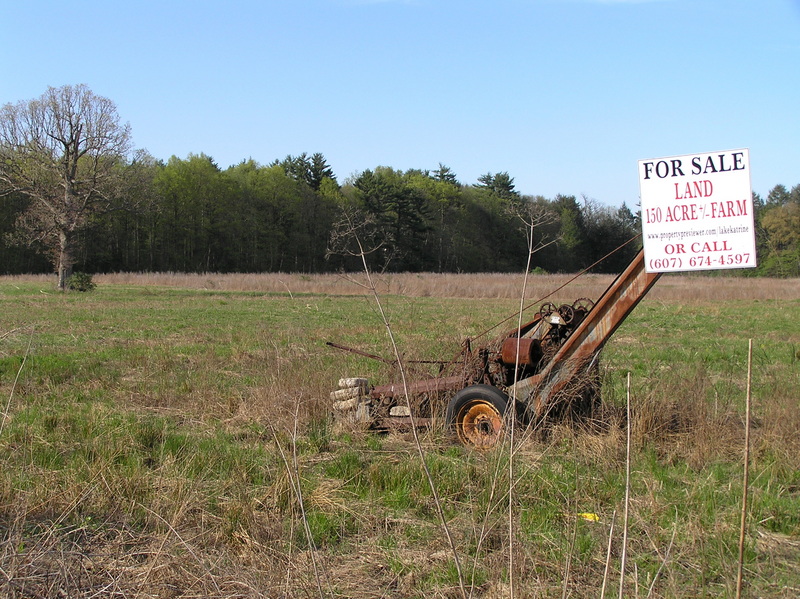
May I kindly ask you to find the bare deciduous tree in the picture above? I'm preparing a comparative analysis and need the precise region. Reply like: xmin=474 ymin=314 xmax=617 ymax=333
xmin=0 ymin=84 xmax=132 ymax=289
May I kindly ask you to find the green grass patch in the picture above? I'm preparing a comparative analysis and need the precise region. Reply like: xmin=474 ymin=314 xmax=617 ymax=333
xmin=1 ymin=280 xmax=798 ymax=597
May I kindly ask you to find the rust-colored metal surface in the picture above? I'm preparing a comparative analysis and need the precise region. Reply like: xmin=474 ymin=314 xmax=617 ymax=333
xmin=500 ymin=337 xmax=542 ymax=367
xmin=330 ymin=247 xmax=661 ymax=446
xmin=370 ymin=375 xmax=464 ymax=400
xmin=509 ymin=249 xmax=661 ymax=415
xmin=451 ymin=399 xmax=503 ymax=450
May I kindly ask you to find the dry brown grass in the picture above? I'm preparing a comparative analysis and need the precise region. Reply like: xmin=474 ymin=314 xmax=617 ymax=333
xmin=6 ymin=271 xmax=799 ymax=301
xmin=0 ymin=509 xmax=324 ymax=598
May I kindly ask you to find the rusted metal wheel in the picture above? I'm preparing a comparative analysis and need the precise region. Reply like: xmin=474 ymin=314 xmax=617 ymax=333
xmin=558 ymin=303 xmax=575 ymax=324
xmin=446 ymin=385 xmax=509 ymax=450
xmin=539 ymin=302 xmax=557 ymax=318
xmin=572 ymin=298 xmax=594 ymax=312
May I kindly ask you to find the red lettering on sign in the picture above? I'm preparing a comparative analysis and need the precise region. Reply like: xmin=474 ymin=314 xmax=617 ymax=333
xmin=674 ymin=180 xmax=713 ymax=200
xmin=690 ymin=240 xmax=733 ymax=253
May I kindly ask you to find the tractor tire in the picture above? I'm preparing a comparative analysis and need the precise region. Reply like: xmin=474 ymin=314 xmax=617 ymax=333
xmin=446 ymin=384 xmax=510 ymax=450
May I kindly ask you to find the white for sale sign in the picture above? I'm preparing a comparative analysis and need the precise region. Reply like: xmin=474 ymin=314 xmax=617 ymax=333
xmin=638 ymin=149 xmax=757 ymax=273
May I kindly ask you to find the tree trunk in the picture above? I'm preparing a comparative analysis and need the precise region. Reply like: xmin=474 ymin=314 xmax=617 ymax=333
xmin=57 ymin=230 xmax=74 ymax=291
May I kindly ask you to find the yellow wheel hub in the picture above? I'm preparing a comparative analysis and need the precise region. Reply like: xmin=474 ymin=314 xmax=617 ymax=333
xmin=454 ymin=399 xmax=503 ymax=450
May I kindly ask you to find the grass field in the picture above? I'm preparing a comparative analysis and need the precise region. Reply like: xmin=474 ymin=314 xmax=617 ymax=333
xmin=1 ymin=272 xmax=799 ymax=598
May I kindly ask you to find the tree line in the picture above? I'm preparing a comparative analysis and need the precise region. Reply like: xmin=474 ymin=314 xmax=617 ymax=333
xmin=1 ymin=86 xmax=798 ymax=284
xmin=0 ymin=151 xmax=644 ymax=276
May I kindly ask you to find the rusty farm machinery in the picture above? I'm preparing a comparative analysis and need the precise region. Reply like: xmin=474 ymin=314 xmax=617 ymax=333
xmin=329 ymin=248 xmax=661 ymax=449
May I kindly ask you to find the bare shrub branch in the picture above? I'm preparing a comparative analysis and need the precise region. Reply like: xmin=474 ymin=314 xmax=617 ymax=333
xmin=327 ymin=207 xmax=469 ymax=599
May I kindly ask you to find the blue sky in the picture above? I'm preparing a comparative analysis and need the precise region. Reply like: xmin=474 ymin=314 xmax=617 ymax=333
xmin=2 ymin=0 xmax=798 ymax=206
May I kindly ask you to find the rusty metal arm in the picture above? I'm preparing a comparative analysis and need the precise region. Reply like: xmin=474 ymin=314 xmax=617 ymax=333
xmin=370 ymin=375 xmax=465 ymax=400
xmin=509 ymin=249 xmax=661 ymax=414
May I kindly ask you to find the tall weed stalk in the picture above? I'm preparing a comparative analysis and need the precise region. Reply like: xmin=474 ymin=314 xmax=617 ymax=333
xmin=0 ymin=325 xmax=34 ymax=437
xmin=268 ymin=405 xmax=328 ymax=599
xmin=506 ymin=204 xmax=559 ymax=596
xmin=619 ymin=372 xmax=632 ymax=599
xmin=329 ymin=210 xmax=467 ymax=599
xmin=735 ymin=339 xmax=753 ymax=599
